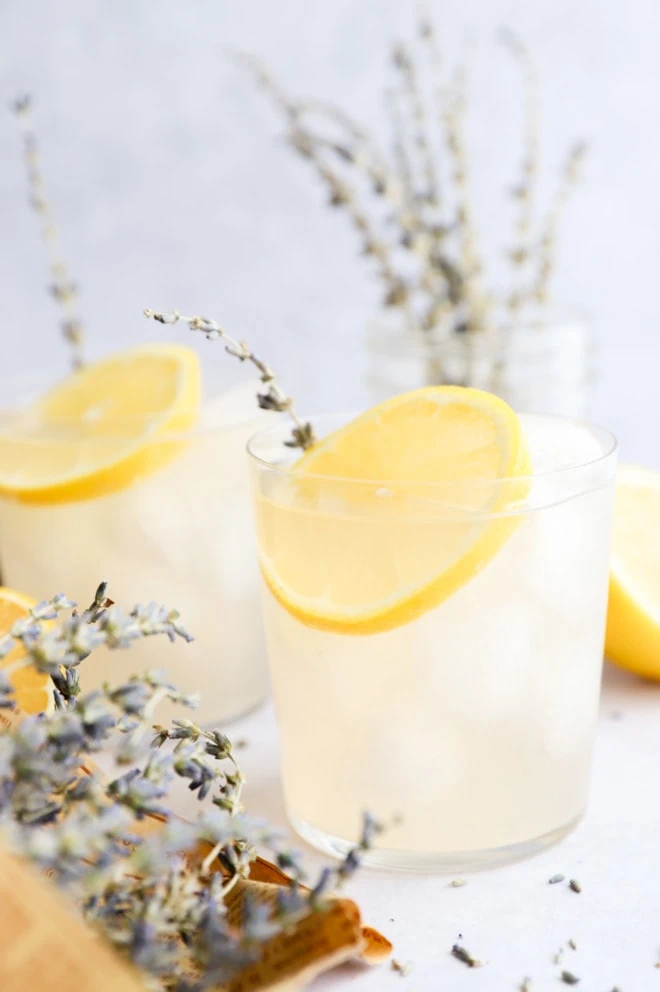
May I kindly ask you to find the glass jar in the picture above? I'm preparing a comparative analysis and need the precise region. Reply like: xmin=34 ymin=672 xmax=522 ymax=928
xmin=366 ymin=311 xmax=595 ymax=418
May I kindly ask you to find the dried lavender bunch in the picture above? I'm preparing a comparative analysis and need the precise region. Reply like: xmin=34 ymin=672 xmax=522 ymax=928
xmin=12 ymin=95 xmax=86 ymax=370
xmin=144 ymin=308 xmax=315 ymax=450
xmin=240 ymin=12 xmax=587 ymax=338
xmin=0 ymin=584 xmax=378 ymax=991
xmin=236 ymin=52 xmax=409 ymax=315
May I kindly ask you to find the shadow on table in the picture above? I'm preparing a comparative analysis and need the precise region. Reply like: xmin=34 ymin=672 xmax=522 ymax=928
xmin=601 ymin=657 xmax=660 ymax=716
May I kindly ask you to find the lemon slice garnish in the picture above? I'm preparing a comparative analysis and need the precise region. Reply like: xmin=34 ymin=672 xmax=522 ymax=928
xmin=0 ymin=587 xmax=53 ymax=720
xmin=255 ymin=386 xmax=531 ymax=635
xmin=606 ymin=465 xmax=660 ymax=678
xmin=0 ymin=344 xmax=201 ymax=504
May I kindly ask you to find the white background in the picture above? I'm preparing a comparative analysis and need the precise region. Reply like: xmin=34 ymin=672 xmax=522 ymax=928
xmin=1 ymin=0 xmax=659 ymax=461
xmin=2 ymin=5 xmax=660 ymax=989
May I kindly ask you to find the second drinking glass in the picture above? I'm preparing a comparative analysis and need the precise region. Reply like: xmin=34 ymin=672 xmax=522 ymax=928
xmin=0 ymin=345 xmax=268 ymax=725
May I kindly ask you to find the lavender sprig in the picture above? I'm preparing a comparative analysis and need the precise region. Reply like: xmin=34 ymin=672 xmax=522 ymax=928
xmin=0 ymin=584 xmax=378 ymax=991
xmin=12 ymin=94 xmax=86 ymax=370
xmin=533 ymin=141 xmax=588 ymax=306
xmin=242 ymin=14 xmax=587 ymax=339
xmin=234 ymin=51 xmax=409 ymax=313
xmin=0 ymin=585 xmax=193 ymax=711
xmin=499 ymin=27 xmax=541 ymax=311
xmin=392 ymin=41 xmax=439 ymax=207
xmin=143 ymin=308 xmax=315 ymax=450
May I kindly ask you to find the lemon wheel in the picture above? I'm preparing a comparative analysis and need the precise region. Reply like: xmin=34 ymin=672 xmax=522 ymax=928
xmin=0 ymin=344 xmax=201 ymax=504
xmin=254 ymin=387 xmax=531 ymax=635
xmin=606 ymin=465 xmax=660 ymax=678
xmin=0 ymin=588 xmax=53 ymax=720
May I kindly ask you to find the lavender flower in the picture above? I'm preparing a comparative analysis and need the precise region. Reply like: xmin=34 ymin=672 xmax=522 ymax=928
xmin=143 ymin=308 xmax=315 ymax=451
xmin=0 ymin=584 xmax=379 ymax=991
xmin=239 ymin=13 xmax=587 ymax=339
xmin=12 ymin=95 xmax=86 ymax=370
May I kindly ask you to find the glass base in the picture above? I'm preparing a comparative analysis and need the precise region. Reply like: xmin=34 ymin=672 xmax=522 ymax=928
xmin=289 ymin=810 xmax=584 ymax=873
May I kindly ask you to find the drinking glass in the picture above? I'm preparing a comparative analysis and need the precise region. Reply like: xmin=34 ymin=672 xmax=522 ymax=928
xmin=0 ymin=379 xmax=268 ymax=726
xmin=248 ymin=412 xmax=617 ymax=870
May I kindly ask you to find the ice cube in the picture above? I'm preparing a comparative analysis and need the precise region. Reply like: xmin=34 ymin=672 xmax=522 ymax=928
xmin=413 ymin=595 xmax=535 ymax=720
xmin=521 ymin=414 xmax=604 ymax=475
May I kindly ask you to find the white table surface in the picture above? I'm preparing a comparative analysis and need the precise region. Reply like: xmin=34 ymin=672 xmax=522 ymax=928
xmin=170 ymin=661 xmax=660 ymax=992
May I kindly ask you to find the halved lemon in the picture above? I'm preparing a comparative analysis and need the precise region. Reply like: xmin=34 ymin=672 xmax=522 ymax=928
xmin=255 ymin=386 xmax=531 ymax=635
xmin=606 ymin=465 xmax=660 ymax=678
xmin=0 ymin=344 xmax=201 ymax=504
xmin=0 ymin=588 xmax=53 ymax=724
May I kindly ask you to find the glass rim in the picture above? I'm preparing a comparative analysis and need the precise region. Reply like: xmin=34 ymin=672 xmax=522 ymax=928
xmin=0 ymin=369 xmax=267 ymax=441
xmin=246 ymin=411 xmax=618 ymax=488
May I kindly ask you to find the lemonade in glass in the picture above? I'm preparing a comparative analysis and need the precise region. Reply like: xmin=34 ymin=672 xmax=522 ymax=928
xmin=248 ymin=387 xmax=617 ymax=870
xmin=0 ymin=345 xmax=268 ymax=725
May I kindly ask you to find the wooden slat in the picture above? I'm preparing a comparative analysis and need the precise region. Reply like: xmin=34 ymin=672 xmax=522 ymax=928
xmin=0 ymin=842 xmax=145 ymax=992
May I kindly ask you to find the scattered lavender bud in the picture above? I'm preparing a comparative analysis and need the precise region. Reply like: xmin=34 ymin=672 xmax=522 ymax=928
xmin=451 ymin=944 xmax=481 ymax=968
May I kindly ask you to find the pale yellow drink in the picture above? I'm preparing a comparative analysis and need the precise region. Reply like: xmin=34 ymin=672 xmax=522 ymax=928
xmin=0 ymin=349 xmax=268 ymax=725
xmin=249 ymin=398 xmax=616 ymax=870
